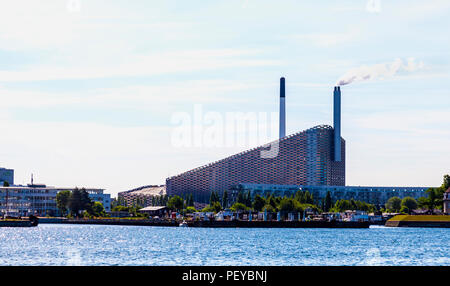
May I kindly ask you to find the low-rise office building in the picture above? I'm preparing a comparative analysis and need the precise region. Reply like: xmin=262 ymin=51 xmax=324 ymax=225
xmin=0 ymin=184 xmax=110 ymax=216
xmin=84 ymin=188 xmax=111 ymax=212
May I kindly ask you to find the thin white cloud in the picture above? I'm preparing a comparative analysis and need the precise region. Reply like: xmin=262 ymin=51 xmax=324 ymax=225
xmin=0 ymin=79 xmax=269 ymax=110
xmin=354 ymin=110 xmax=450 ymax=136
xmin=0 ymin=49 xmax=280 ymax=82
xmin=291 ymin=28 xmax=361 ymax=47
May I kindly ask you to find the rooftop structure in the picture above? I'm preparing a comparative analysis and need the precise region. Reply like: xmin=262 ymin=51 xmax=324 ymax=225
xmin=118 ymin=185 xmax=166 ymax=207
xmin=0 ymin=168 xmax=14 ymax=185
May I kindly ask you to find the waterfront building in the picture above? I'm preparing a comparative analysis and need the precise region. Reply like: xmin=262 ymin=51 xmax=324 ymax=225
xmin=231 ymin=183 xmax=428 ymax=207
xmin=164 ymin=79 xmax=430 ymax=205
xmin=138 ymin=206 xmax=169 ymax=217
xmin=0 ymin=185 xmax=110 ymax=216
xmin=85 ymin=188 xmax=111 ymax=212
xmin=118 ymin=185 xmax=166 ymax=207
xmin=0 ymin=168 xmax=14 ymax=185
xmin=0 ymin=185 xmax=58 ymax=216
xmin=167 ymin=125 xmax=345 ymax=202
xmin=167 ymin=81 xmax=345 ymax=202
xmin=444 ymin=188 xmax=450 ymax=215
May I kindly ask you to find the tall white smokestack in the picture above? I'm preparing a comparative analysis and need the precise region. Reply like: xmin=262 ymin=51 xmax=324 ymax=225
xmin=279 ymin=77 xmax=286 ymax=139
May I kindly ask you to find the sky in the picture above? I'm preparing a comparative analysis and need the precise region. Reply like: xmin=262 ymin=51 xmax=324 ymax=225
xmin=0 ymin=0 xmax=449 ymax=197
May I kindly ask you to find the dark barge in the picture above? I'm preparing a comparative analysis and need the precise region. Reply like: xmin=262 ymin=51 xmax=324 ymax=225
xmin=0 ymin=215 xmax=38 ymax=227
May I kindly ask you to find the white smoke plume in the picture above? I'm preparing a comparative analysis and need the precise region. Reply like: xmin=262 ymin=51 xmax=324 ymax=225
xmin=336 ymin=58 xmax=424 ymax=86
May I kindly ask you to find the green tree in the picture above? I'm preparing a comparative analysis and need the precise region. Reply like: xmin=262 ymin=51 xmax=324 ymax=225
xmin=252 ymin=194 xmax=266 ymax=212
xmin=294 ymin=190 xmax=314 ymax=204
xmin=304 ymin=191 xmax=314 ymax=204
xmin=167 ymin=195 xmax=184 ymax=211
xmin=112 ymin=205 xmax=130 ymax=212
xmin=267 ymin=195 xmax=278 ymax=210
xmin=442 ymin=174 xmax=450 ymax=190
xmin=79 ymin=188 xmax=94 ymax=214
xmin=330 ymin=199 xmax=375 ymax=213
xmin=3 ymin=181 xmax=9 ymax=187
xmin=245 ymin=191 xmax=252 ymax=207
xmin=186 ymin=206 xmax=197 ymax=213
xmin=222 ymin=191 xmax=229 ymax=208
xmin=69 ymin=188 xmax=83 ymax=216
xmin=423 ymin=188 xmax=441 ymax=214
xmin=417 ymin=197 xmax=429 ymax=209
xmin=187 ymin=193 xmax=194 ymax=207
xmin=56 ymin=190 xmax=71 ymax=216
xmin=92 ymin=201 xmax=106 ymax=217
xmin=209 ymin=191 xmax=218 ymax=205
xmin=401 ymin=197 xmax=418 ymax=213
xmin=294 ymin=191 xmax=304 ymax=203
xmin=385 ymin=197 xmax=402 ymax=212
xmin=202 ymin=201 xmax=222 ymax=213
xmin=399 ymin=205 xmax=410 ymax=214
xmin=262 ymin=204 xmax=276 ymax=212
xmin=230 ymin=202 xmax=249 ymax=212
xmin=278 ymin=197 xmax=296 ymax=213
xmin=331 ymin=199 xmax=352 ymax=212
xmin=324 ymin=191 xmax=332 ymax=212
xmin=237 ymin=191 xmax=245 ymax=204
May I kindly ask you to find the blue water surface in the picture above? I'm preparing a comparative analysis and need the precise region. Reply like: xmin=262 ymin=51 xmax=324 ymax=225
xmin=0 ymin=225 xmax=448 ymax=266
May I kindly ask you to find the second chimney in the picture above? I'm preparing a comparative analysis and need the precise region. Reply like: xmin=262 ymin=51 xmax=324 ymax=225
xmin=279 ymin=77 xmax=286 ymax=139
xmin=333 ymin=86 xmax=341 ymax=161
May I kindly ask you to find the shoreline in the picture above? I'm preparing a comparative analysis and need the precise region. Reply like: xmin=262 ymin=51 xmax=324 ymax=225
xmin=38 ymin=218 xmax=370 ymax=228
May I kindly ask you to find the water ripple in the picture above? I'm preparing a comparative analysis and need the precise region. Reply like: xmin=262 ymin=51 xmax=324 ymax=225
xmin=0 ymin=225 xmax=448 ymax=266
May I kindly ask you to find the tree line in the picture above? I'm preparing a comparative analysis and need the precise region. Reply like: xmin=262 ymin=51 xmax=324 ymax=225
xmin=113 ymin=174 xmax=450 ymax=216
xmin=56 ymin=188 xmax=106 ymax=218
xmin=164 ymin=189 xmax=377 ymax=216
xmin=385 ymin=174 xmax=450 ymax=214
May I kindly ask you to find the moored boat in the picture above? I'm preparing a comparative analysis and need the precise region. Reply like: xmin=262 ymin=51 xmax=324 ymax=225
xmin=0 ymin=215 xmax=39 ymax=227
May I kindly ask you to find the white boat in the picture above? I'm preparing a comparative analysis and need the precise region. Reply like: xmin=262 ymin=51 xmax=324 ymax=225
xmin=179 ymin=221 xmax=188 ymax=227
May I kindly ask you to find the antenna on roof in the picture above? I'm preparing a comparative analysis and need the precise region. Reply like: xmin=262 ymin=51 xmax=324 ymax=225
xmin=31 ymin=173 xmax=34 ymax=186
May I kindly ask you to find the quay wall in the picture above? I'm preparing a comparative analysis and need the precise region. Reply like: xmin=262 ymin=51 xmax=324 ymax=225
xmin=38 ymin=218 xmax=178 ymax=227
xmin=189 ymin=220 xmax=370 ymax=228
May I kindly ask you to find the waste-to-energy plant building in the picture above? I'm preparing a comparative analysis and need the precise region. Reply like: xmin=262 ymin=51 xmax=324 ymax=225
xmin=166 ymin=78 xmax=427 ymax=204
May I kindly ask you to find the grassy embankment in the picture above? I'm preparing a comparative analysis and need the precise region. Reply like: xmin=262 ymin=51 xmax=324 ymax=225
xmin=388 ymin=215 xmax=450 ymax=222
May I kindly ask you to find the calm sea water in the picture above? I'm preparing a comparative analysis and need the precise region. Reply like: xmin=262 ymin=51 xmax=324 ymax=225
xmin=0 ymin=224 xmax=449 ymax=266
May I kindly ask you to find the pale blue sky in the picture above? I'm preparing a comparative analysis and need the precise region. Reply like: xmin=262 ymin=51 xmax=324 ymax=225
xmin=0 ymin=0 xmax=449 ymax=196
